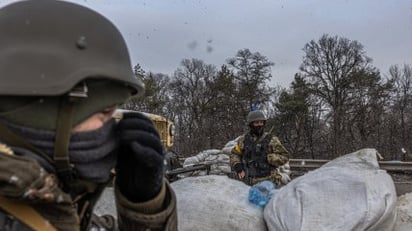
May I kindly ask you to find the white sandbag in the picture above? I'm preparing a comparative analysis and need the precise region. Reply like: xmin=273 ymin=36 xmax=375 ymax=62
xmin=182 ymin=149 xmax=231 ymax=176
xmin=184 ymin=149 xmax=222 ymax=165
xmin=264 ymin=148 xmax=397 ymax=231
xmin=171 ymin=175 xmax=267 ymax=231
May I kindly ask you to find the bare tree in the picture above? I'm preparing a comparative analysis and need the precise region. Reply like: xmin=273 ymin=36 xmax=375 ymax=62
xmin=170 ymin=58 xmax=217 ymax=156
xmin=343 ymin=69 xmax=392 ymax=155
xmin=272 ymin=74 xmax=325 ymax=159
xmin=205 ymin=65 xmax=244 ymax=145
xmin=388 ymin=64 xmax=412 ymax=159
xmin=300 ymin=34 xmax=374 ymax=157
xmin=227 ymin=48 xmax=275 ymax=116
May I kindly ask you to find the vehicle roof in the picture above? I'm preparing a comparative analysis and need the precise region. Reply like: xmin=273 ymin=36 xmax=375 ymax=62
xmin=113 ymin=109 xmax=168 ymax=122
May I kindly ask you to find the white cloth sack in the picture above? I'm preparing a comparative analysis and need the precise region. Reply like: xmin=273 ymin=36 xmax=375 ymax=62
xmin=182 ymin=149 xmax=231 ymax=176
xmin=264 ymin=148 xmax=398 ymax=231
xmin=171 ymin=175 xmax=267 ymax=231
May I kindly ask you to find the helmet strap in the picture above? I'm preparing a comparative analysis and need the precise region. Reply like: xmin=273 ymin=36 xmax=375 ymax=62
xmin=54 ymin=97 xmax=76 ymax=189
xmin=54 ymin=82 xmax=88 ymax=190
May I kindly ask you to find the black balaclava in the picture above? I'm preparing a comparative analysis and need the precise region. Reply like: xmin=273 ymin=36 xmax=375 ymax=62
xmin=249 ymin=122 xmax=265 ymax=137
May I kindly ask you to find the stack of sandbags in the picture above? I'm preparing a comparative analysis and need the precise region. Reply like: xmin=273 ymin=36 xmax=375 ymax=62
xmin=182 ymin=149 xmax=231 ymax=176
xmin=264 ymin=148 xmax=398 ymax=231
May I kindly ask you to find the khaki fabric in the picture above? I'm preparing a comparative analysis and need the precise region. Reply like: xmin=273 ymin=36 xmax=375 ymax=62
xmin=0 ymin=145 xmax=78 ymax=231
xmin=115 ymin=180 xmax=178 ymax=231
xmin=0 ymin=150 xmax=70 ymax=202
xmin=0 ymin=196 xmax=57 ymax=231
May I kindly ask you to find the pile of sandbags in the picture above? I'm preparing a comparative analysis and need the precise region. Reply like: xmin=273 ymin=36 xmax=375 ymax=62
xmin=94 ymin=148 xmax=400 ymax=231
xmin=181 ymin=149 xmax=231 ymax=176
xmin=264 ymin=148 xmax=398 ymax=231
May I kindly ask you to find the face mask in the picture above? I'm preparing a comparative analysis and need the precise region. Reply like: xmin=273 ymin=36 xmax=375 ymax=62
xmin=250 ymin=125 xmax=264 ymax=136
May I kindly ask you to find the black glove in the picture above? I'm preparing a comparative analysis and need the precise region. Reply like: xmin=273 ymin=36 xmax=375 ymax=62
xmin=116 ymin=112 xmax=164 ymax=202
xmin=233 ymin=163 xmax=244 ymax=173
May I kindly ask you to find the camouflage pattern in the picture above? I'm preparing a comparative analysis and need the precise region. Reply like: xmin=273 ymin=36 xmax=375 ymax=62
xmin=0 ymin=148 xmax=69 ymax=203
xmin=0 ymin=142 xmax=177 ymax=231
xmin=230 ymin=132 xmax=289 ymax=186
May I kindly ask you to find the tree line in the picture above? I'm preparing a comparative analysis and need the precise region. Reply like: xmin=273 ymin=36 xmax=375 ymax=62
xmin=122 ymin=34 xmax=412 ymax=161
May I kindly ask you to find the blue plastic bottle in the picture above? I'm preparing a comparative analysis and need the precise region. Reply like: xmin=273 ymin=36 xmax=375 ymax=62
xmin=248 ymin=180 xmax=277 ymax=207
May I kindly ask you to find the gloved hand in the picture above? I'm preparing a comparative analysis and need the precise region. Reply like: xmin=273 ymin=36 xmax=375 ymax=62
xmin=233 ymin=163 xmax=246 ymax=180
xmin=233 ymin=163 xmax=244 ymax=173
xmin=116 ymin=112 xmax=164 ymax=202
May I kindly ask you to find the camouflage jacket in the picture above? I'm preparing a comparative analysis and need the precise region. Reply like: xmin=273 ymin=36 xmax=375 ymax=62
xmin=230 ymin=132 xmax=289 ymax=185
xmin=0 ymin=143 xmax=177 ymax=231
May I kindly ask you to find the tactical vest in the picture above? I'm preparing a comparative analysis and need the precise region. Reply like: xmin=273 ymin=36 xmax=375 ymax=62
xmin=242 ymin=133 xmax=272 ymax=178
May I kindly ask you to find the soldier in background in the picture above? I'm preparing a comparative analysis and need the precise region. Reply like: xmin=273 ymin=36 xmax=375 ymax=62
xmin=230 ymin=110 xmax=290 ymax=186
xmin=0 ymin=1 xmax=176 ymax=230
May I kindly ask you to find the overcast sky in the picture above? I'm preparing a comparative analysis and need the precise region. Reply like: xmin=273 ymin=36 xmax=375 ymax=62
xmin=2 ymin=0 xmax=412 ymax=87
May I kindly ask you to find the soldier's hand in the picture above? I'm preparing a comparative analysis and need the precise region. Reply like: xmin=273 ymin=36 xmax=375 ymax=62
xmin=233 ymin=163 xmax=245 ymax=179
xmin=116 ymin=112 xmax=164 ymax=202
xmin=238 ymin=171 xmax=246 ymax=180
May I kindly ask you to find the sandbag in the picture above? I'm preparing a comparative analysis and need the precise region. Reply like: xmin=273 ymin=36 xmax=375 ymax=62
xmin=264 ymin=148 xmax=397 ymax=231
xmin=171 ymin=175 xmax=267 ymax=231
xmin=181 ymin=149 xmax=231 ymax=177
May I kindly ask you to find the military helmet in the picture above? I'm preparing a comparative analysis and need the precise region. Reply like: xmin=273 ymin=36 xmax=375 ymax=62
xmin=0 ymin=0 xmax=144 ymax=96
xmin=246 ymin=110 xmax=266 ymax=124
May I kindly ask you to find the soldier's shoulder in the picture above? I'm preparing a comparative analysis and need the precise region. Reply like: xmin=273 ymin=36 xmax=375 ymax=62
xmin=268 ymin=134 xmax=281 ymax=143
xmin=233 ymin=134 xmax=245 ymax=140
xmin=237 ymin=134 xmax=246 ymax=142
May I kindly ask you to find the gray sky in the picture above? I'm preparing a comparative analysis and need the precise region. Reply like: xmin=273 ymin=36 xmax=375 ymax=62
xmin=2 ymin=0 xmax=412 ymax=87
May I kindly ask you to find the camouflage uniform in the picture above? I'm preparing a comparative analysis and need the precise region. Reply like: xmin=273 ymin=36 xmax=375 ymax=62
xmin=0 ymin=143 xmax=177 ymax=231
xmin=0 ymin=1 xmax=177 ymax=230
xmin=230 ymin=132 xmax=289 ymax=186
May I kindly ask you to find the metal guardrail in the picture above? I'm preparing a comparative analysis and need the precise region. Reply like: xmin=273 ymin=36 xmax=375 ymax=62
xmin=289 ymin=159 xmax=412 ymax=172
xmin=165 ymin=164 xmax=211 ymax=177
xmin=171 ymin=158 xmax=412 ymax=195
xmin=289 ymin=159 xmax=412 ymax=196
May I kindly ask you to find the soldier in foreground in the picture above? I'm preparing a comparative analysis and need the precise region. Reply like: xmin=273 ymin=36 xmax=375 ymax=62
xmin=0 ymin=1 xmax=176 ymax=230
xmin=230 ymin=110 xmax=290 ymax=186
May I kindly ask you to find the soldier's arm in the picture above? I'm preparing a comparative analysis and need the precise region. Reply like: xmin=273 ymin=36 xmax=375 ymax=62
xmin=230 ymin=136 xmax=244 ymax=169
xmin=267 ymin=136 xmax=289 ymax=167
xmin=115 ymin=179 xmax=177 ymax=231
xmin=115 ymin=113 xmax=177 ymax=230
